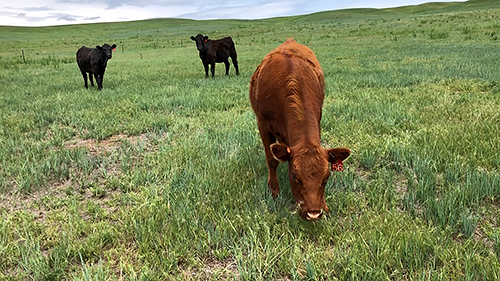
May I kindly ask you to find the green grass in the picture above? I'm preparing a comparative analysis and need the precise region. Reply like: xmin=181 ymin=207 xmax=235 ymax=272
xmin=1 ymin=1 xmax=500 ymax=280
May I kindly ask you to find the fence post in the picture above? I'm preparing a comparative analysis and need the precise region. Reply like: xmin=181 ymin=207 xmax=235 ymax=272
xmin=22 ymin=47 xmax=26 ymax=63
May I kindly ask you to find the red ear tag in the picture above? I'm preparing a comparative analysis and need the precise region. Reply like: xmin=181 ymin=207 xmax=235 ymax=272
xmin=112 ymin=48 xmax=116 ymax=51
xmin=204 ymin=39 xmax=207 ymax=43
xmin=331 ymin=160 xmax=344 ymax=172
xmin=287 ymin=147 xmax=291 ymax=154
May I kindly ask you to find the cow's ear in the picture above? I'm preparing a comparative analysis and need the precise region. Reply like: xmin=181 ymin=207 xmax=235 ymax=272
xmin=190 ymin=36 xmax=196 ymax=41
xmin=204 ymin=36 xmax=208 ymax=41
xmin=327 ymin=148 xmax=351 ymax=163
xmin=111 ymin=44 xmax=117 ymax=49
xmin=96 ymin=45 xmax=102 ymax=50
xmin=270 ymin=143 xmax=291 ymax=162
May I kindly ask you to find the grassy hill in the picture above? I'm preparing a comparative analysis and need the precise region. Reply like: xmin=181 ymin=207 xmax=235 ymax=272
xmin=1 ymin=1 xmax=500 ymax=280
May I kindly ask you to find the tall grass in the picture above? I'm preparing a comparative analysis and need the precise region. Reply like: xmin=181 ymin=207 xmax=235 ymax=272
xmin=1 ymin=1 xmax=500 ymax=280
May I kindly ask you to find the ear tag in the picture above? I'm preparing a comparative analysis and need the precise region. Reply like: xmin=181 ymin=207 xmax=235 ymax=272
xmin=112 ymin=48 xmax=116 ymax=51
xmin=287 ymin=147 xmax=291 ymax=154
xmin=331 ymin=160 xmax=344 ymax=172
xmin=204 ymin=39 xmax=207 ymax=43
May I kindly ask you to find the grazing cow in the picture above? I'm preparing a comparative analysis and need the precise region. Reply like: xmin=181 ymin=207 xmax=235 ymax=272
xmin=249 ymin=38 xmax=351 ymax=221
xmin=76 ymin=43 xmax=116 ymax=90
xmin=190 ymin=34 xmax=239 ymax=78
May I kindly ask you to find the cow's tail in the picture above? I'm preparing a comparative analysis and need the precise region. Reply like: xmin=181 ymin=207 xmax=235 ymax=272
xmin=229 ymin=37 xmax=239 ymax=75
xmin=228 ymin=37 xmax=237 ymax=58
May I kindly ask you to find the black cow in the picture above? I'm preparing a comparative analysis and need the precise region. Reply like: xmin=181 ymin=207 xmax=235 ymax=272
xmin=190 ymin=34 xmax=239 ymax=78
xmin=76 ymin=43 xmax=116 ymax=90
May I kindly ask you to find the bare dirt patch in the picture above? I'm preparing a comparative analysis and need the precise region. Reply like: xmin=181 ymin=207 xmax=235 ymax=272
xmin=0 ymin=179 xmax=71 ymax=216
xmin=181 ymin=258 xmax=240 ymax=280
xmin=1 ymin=132 xmax=162 ymax=221
xmin=63 ymin=133 xmax=150 ymax=156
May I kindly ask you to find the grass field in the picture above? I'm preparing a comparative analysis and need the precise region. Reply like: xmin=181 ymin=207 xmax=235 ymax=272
xmin=1 ymin=0 xmax=500 ymax=279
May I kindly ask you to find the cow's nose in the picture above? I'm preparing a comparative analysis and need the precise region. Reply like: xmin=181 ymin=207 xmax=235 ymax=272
xmin=306 ymin=211 xmax=323 ymax=220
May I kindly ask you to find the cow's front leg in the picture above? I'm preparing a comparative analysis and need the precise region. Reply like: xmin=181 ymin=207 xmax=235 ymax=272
xmin=204 ymin=63 xmax=209 ymax=78
xmin=258 ymin=123 xmax=280 ymax=198
xmin=93 ymin=73 xmax=99 ymax=88
xmin=267 ymin=155 xmax=280 ymax=198
xmin=96 ymin=73 xmax=103 ymax=90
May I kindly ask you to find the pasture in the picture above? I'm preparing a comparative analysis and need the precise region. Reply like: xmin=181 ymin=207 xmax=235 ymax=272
xmin=1 ymin=0 xmax=500 ymax=279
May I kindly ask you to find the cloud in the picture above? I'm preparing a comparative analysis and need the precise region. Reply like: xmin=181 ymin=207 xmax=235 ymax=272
xmin=53 ymin=13 xmax=77 ymax=21
xmin=6 ymin=6 xmax=53 ymax=12
xmin=4 ymin=5 xmax=52 ymax=12
xmin=1 ymin=1 xmax=199 ymax=26
xmin=83 ymin=16 xmax=101 ymax=21
xmin=59 ymin=0 xmax=199 ymax=9
xmin=179 ymin=1 xmax=295 ymax=20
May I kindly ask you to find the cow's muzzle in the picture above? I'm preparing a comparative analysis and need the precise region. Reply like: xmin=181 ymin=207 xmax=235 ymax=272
xmin=305 ymin=211 xmax=323 ymax=220
xmin=297 ymin=201 xmax=327 ymax=221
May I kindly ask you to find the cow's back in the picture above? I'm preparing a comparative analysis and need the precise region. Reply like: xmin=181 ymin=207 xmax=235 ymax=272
xmin=213 ymin=37 xmax=236 ymax=62
xmin=249 ymin=38 xmax=324 ymax=139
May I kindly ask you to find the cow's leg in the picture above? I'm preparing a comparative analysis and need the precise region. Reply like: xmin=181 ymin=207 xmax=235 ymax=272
xmin=224 ymin=60 xmax=230 ymax=75
xmin=210 ymin=63 xmax=215 ymax=77
xmin=203 ymin=63 xmax=209 ymax=78
xmin=91 ymin=73 xmax=97 ymax=87
xmin=94 ymin=73 xmax=100 ymax=90
xmin=80 ymin=70 xmax=88 ymax=89
xmin=257 ymin=122 xmax=280 ymax=198
xmin=97 ymin=74 xmax=104 ymax=90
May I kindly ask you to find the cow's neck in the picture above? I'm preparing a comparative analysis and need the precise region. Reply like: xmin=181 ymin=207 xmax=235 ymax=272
xmin=285 ymin=114 xmax=321 ymax=147
xmin=199 ymin=47 xmax=208 ymax=59
xmin=202 ymin=42 xmax=211 ymax=53
xmin=99 ymin=51 xmax=109 ymax=64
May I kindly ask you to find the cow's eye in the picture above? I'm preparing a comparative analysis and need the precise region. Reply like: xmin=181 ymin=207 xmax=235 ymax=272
xmin=293 ymin=175 xmax=302 ymax=184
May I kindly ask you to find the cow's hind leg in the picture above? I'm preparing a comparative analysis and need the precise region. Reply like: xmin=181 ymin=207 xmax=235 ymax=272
xmin=210 ymin=63 xmax=216 ymax=77
xmin=257 ymin=122 xmax=280 ymax=198
xmin=80 ymin=70 xmax=89 ymax=89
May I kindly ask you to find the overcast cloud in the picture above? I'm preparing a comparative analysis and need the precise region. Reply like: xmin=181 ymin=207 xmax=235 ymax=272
xmin=1 ymin=0 xmax=466 ymax=27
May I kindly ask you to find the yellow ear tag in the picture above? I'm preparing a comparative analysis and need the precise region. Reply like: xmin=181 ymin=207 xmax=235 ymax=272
xmin=287 ymin=147 xmax=291 ymax=153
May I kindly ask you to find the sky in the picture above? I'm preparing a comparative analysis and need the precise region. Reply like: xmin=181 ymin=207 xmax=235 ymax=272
xmin=1 ymin=0 xmax=466 ymax=27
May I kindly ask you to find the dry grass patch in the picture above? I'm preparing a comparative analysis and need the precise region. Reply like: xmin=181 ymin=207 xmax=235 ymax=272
xmin=181 ymin=258 xmax=240 ymax=280
xmin=63 ymin=133 xmax=150 ymax=156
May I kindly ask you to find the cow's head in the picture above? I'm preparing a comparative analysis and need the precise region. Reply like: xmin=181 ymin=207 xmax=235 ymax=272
xmin=96 ymin=43 xmax=117 ymax=59
xmin=270 ymin=143 xmax=350 ymax=221
xmin=190 ymin=34 xmax=209 ymax=52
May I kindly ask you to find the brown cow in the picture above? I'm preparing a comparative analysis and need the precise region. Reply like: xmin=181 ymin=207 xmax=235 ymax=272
xmin=249 ymin=38 xmax=351 ymax=220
